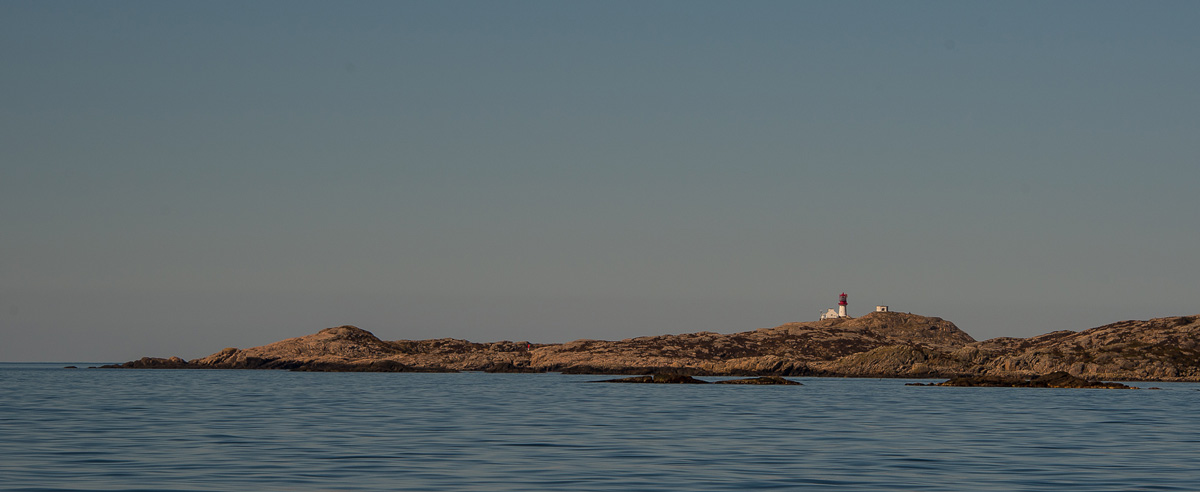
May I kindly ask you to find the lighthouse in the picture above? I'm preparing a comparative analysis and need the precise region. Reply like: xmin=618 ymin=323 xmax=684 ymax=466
xmin=819 ymin=292 xmax=851 ymax=320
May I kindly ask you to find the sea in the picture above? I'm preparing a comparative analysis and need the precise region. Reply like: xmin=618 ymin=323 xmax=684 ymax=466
xmin=2 ymin=363 xmax=1198 ymax=491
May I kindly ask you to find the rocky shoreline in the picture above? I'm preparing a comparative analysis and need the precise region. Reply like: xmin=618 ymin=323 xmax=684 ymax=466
xmin=104 ymin=312 xmax=1200 ymax=382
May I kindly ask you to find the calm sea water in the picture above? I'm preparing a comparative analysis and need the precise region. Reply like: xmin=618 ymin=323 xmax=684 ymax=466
xmin=1 ymin=363 xmax=1198 ymax=491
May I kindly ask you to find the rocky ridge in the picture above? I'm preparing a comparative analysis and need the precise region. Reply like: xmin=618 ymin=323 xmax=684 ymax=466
xmin=106 ymin=312 xmax=1200 ymax=381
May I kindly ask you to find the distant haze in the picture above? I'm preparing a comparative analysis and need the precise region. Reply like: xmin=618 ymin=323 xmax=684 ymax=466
xmin=2 ymin=1 xmax=1197 ymax=361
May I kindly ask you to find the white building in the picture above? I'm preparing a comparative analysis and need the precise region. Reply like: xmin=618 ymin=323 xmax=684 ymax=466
xmin=820 ymin=293 xmax=850 ymax=320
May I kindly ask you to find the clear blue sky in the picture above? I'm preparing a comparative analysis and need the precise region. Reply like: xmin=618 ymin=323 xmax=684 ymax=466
xmin=3 ymin=1 xmax=1197 ymax=362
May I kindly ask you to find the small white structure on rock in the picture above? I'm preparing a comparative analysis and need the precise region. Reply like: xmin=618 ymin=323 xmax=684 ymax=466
xmin=875 ymin=305 xmax=889 ymax=312
xmin=820 ymin=292 xmax=850 ymax=320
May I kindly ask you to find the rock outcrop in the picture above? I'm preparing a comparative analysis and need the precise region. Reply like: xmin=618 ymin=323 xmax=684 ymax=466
xmin=104 ymin=312 xmax=1200 ymax=381
xmin=528 ymin=312 xmax=974 ymax=376
xmin=958 ymin=315 xmax=1200 ymax=381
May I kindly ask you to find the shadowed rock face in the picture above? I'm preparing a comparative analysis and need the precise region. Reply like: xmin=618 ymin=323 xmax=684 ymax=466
xmin=104 ymin=313 xmax=1200 ymax=381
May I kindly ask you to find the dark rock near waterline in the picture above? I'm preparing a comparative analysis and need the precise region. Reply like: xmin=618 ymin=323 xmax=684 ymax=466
xmin=596 ymin=374 xmax=710 ymax=384
xmin=714 ymin=376 xmax=802 ymax=385
xmin=908 ymin=371 xmax=1138 ymax=389
xmin=289 ymin=360 xmax=454 ymax=373
xmin=561 ymin=365 xmax=714 ymax=376
xmin=102 ymin=356 xmax=192 ymax=369
xmin=478 ymin=361 xmax=544 ymax=373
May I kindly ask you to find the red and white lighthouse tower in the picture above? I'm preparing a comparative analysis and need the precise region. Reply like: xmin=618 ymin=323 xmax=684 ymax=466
xmin=819 ymin=292 xmax=852 ymax=320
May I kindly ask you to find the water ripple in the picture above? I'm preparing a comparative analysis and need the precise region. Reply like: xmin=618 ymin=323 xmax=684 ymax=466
xmin=2 ymin=366 xmax=1199 ymax=491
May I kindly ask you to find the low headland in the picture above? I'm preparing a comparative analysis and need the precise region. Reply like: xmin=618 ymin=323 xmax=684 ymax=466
xmin=103 ymin=312 xmax=1200 ymax=383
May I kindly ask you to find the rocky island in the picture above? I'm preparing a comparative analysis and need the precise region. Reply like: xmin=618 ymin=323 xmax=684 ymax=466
xmin=105 ymin=312 xmax=1200 ymax=382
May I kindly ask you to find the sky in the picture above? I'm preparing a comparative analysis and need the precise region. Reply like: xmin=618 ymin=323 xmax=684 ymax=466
xmin=2 ymin=1 xmax=1198 ymax=362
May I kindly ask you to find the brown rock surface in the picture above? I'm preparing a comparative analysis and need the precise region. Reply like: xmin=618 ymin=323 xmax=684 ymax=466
xmin=959 ymin=315 xmax=1200 ymax=381
xmin=527 ymin=312 xmax=975 ymax=376
xmin=105 ymin=312 xmax=1200 ymax=381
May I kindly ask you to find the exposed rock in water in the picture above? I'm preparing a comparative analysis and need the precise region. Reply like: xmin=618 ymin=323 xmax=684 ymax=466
xmin=559 ymin=365 xmax=716 ymax=376
xmin=596 ymin=374 xmax=710 ymax=384
xmin=714 ymin=376 xmax=802 ymax=385
xmin=102 ymin=356 xmax=192 ymax=369
xmin=289 ymin=360 xmax=454 ymax=373
xmin=909 ymin=371 xmax=1138 ymax=389
xmin=104 ymin=313 xmax=1200 ymax=381
xmin=594 ymin=374 xmax=802 ymax=385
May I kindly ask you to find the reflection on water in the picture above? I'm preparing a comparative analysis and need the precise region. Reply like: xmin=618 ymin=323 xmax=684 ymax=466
xmin=2 ymin=364 xmax=1198 ymax=491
